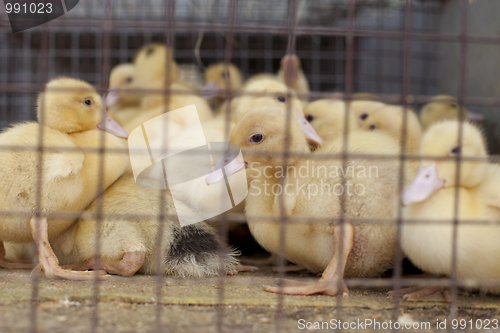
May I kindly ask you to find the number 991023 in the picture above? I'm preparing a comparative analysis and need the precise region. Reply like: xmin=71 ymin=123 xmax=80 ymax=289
xmin=5 ymin=2 xmax=53 ymax=14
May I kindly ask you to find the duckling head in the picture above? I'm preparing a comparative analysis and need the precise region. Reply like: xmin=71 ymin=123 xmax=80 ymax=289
xmin=350 ymin=98 xmax=387 ymax=127
xmin=203 ymin=62 xmax=243 ymax=99
xmin=420 ymin=95 xmax=484 ymax=131
xmin=105 ymin=63 xmax=140 ymax=108
xmin=206 ymin=105 xmax=312 ymax=185
xmin=38 ymin=77 xmax=128 ymax=138
xmin=232 ymin=78 xmax=305 ymax=123
xmin=134 ymin=43 xmax=179 ymax=88
xmin=401 ymin=120 xmax=486 ymax=205
xmin=303 ymin=99 xmax=359 ymax=145
xmin=361 ymin=105 xmax=422 ymax=154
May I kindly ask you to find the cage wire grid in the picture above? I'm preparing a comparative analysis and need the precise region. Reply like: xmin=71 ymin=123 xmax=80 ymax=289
xmin=0 ymin=0 xmax=499 ymax=332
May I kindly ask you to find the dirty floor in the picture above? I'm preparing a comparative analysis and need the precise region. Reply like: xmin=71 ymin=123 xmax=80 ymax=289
xmin=0 ymin=266 xmax=499 ymax=333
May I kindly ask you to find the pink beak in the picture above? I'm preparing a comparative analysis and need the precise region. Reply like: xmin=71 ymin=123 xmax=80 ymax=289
xmin=401 ymin=162 xmax=444 ymax=206
xmin=97 ymin=109 xmax=129 ymax=138
xmin=201 ymin=81 xmax=222 ymax=99
xmin=104 ymin=87 xmax=121 ymax=108
xmin=206 ymin=144 xmax=246 ymax=185
xmin=297 ymin=111 xmax=323 ymax=145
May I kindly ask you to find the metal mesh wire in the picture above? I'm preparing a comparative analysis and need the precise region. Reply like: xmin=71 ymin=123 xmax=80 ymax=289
xmin=0 ymin=0 xmax=499 ymax=332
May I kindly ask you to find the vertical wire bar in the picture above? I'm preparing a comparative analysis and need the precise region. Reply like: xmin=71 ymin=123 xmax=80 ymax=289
xmin=335 ymin=0 xmax=356 ymax=327
xmin=91 ymin=1 xmax=113 ymax=333
xmin=275 ymin=1 xmax=297 ymax=332
xmin=154 ymin=1 xmax=176 ymax=332
xmin=217 ymin=1 xmax=237 ymax=332
xmin=391 ymin=0 xmax=412 ymax=329
xmin=30 ymin=23 xmax=50 ymax=333
xmin=448 ymin=0 xmax=469 ymax=326
xmin=30 ymin=21 xmax=49 ymax=333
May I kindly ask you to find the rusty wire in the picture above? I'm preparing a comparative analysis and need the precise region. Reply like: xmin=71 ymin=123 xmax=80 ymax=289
xmin=0 ymin=0 xmax=499 ymax=332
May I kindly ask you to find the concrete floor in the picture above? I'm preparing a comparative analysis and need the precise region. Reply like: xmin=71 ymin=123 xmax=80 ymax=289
xmin=0 ymin=266 xmax=499 ymax=333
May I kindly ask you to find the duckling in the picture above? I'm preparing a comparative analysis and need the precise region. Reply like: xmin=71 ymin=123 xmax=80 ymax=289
xmin=206 ymin=105 xmax=402 ymax=296
xmin=43 ymin=174 xmax=241 ymax=277
xmin=105 ymin=63 xmax=142 ymax=127
xmin=420 ymin=95 xmax=484 ymax=131
xmin=134 ymin=43 xmax=179 ymax=90
xmin=123 ymin=44 xmax=213 ymax=135
xmin=303 ymin=99 xmax=359 ymax=146
xmin=276 ymin=54 xmax=310 ymax=106
xmin=392 ymin=120 xmax=500 ymax=301
xmin=0 ymin=77 xmax=129 ymax=280
xmin=361 ymin=105 xmax=422 ymax=155
xmin=202 ymin=62 xmax=243 ymax=104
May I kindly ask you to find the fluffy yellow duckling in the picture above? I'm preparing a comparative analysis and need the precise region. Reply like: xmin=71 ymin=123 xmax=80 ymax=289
xmin=206 ymin=105 xmax=401 ymax=296
xmin=420 ymin=95 xmax=484 ymax=131
xmin=361 ymin=105 xmax=422 ymax=155
xmin=134 ymin=43 xmax=179 ymax=90
xmin=105 ymin=63 xmax=142 ymax=127
xmin=42 ymin=174 xmax=241 ymax=277
xmin=203 ymin=62 xmax=243 ymax=103
xmin=276 ymin=54 xmax=310 ymax=105
xmin=0 ymin=77 xmax=129 ymax=280
xmin=303 ymin=99 xmax=359 ymax=146
xmin=394 ymin=120 xmax=500 ymax=301
xmin=123 ymin=44 xmax=213 ymax=136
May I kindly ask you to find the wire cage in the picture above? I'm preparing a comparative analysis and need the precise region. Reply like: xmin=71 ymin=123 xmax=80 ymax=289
xmin=0 ymin=0 xmax=500 ymax=332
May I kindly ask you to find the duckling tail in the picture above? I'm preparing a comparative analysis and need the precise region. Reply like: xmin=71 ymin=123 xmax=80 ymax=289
xmin=164 ymin=223 xmax=239 ymax=278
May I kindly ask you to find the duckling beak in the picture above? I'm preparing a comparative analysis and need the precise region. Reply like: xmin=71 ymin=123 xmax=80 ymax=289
xmin=104 ymin=87 xmax=120 ymax=108
xmin=401 ymin=162 xmax=444 ymax=206
xmin=97 ymin=109 xmax=129 ymax=139
xmin=201 ymin=81 xmax=221 ymax=99
xmin=205 ymin=143 xmax=245 ymax=185
xmin=467 ymin=111 xmax=485 ymax=122
xmin=297 ymin=111 xmax=323 ymax=145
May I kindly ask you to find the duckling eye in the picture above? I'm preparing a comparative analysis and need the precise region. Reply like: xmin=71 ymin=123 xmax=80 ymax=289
xmin=450 ymin=146 xmax=461 ymax=155
xmin=221 ymin=71 xmax=230 ymax=79
xmin=83 ymin=98 xmax=93 ymax=107
xmin=249 ymin=134 xmax=264 ymax=143
xmin=451 ymin=103 xmax=458 ymax=108
xmin=125 ymin=77 xmax=133 ymax=83
xmin=306 ymin=115 xmax=314 ymax=122
xmin=360 ymin=113 xmax=368 ymax=120
xmin=277 ymin=96 xmax=286 ymax=103
xmin=369 ymin=124 xmax=376 ymax=130
xmin=146 ymin=47 xmax=155 ymax=56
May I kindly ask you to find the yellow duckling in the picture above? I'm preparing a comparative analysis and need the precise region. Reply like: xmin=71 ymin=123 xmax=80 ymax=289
xmin=207 ymin=105 xmax=401 ymax=296
xmin=44 ymin=174 xmax=241 ymax=277
xmin=202 ymin=62 xmax=243 ymax=104
xmin=276 ymin=54 xmax=310 ymax=106
xmin=303 ymin=99 xmax=360 ymax=146
xmin=123 ymin=44 xmax=213 ymax=136
xmin=394 ymin=120 xmax=500 ymax=301
xmin=0 ymin=77 xmax=129 ymax=280
xmin=420 ymin=95 xmax=484 ymax=131
xmin=134 ymin=43 xmax=179 ymax=90
xmin=361 ymin=105 xmax=422 ymax=155
xmin=105 ymin=63 xmax=142 ymax=127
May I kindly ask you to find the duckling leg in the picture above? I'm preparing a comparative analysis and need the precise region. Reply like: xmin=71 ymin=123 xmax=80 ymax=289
xmin=265 ymin=222 xmax=354 ymax=296
xmin=0 ymin=242 xmax=33 ymax=269
xmin=397 ymin=286 xmax=451 ymax=302
xmin=30 ymin=217 xmax=109 ymax=281
xmin=227 ymin=264 xmax=259 ymax=275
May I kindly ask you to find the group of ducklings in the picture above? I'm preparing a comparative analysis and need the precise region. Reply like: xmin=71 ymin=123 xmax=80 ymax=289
xmin=0 ymin=42 xmax=496 ymax=302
